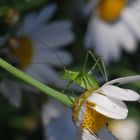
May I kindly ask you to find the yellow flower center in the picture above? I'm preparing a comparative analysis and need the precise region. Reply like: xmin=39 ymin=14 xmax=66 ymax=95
xmin=72 ymin=91 xmax=108 ymax=133
xmin=81 ymin=102 xmax=108 ymax=133
xmin=97 ymin=0 xmax=126 ymax=22
xmin=8 ymin=36 xmax=33 ymax=69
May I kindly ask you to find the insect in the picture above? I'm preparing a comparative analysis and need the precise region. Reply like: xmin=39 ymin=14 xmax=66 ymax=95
xmin=30 ymin=38 xmax=108 ymax=93
xmin=62 ymin=49 xmax=108 ymax=93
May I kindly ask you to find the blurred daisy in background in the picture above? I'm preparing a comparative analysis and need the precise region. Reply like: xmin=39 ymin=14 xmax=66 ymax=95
xmin=42 ymin=99 xmax=77 ymax=140
xmin=85 ymin=0 xmax=140 ymax=63
xmin=0 ymin=3 xmax=74 ymax=107
xmin=10 ymin=3 xmax=74 ymax=86
xmin=109 ymin=118 xmax=139 ymax=140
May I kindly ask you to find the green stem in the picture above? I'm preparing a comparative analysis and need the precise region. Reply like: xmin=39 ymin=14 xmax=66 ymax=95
xmin=0 ymin=58 xmax=74 ymax=108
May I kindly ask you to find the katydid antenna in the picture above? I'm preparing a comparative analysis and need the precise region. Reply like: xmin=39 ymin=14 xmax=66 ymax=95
xmin=29 ymin=32 xmax=68 ymax=72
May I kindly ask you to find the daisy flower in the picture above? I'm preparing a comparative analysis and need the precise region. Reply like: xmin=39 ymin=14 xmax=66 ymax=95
xmin=85 ymin=0 xmax=140 ymax=63
xmin=0 ymin=4 xmax=74 ymax=107
xmin=72 ymin=75 xmax=140 ymax=140
xmin=9 ymin=3 xmax=74 ymax=85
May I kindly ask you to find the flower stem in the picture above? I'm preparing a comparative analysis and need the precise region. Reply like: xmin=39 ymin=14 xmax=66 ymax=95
xmin=0 ymin=58 xmax=74 ymax=108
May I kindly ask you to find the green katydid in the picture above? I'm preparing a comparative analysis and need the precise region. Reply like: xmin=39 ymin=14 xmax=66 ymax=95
xmin=62 ymin=50 xmax=108 ymax=91
xmin=22 ymin=35 xmax=107 ymax=92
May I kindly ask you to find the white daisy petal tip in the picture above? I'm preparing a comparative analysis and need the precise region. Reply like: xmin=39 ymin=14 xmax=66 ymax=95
xmin=104 ymin=75 xmax=140 ymax=85
xmin=98 ymin=85 xmax=140 ymax=101
xmin=39 ymin=3 xmax=57 ymax=17
xmin=124 ymin=89 xmax=140 ymax=101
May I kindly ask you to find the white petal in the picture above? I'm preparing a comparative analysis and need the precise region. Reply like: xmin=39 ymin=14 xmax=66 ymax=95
xmin=25 ymin=65 xmax=45 ymax=82
xmin=42 ymin=98 xmax=64 ymax=125
xmin=26 ymin=64 xmax=68 ymax=87
xmin=87 ymin=93 xmax=128 ymax=119
xmin=76 ymin=106 xmax=85 ymax=127
xmin=0 ymin=79 xmax=22 ymax=107
xmin=122 ymin=8 xmax=140 ymax=39
xmin=35 ymin=21 xmax=74 ymax=49
xmin=133 ymin=1 xmax=140 ymax=11
xmin=78 ymin=129 xmax=99 ymax=140
xmin=85 ymin=16 xmax=121 ymax=64
xmin=17 ymin=13 xmax=37 ymax=35
xmin=35 ymin=4 xmax=57 ymax=27
xmin=104 ymin=75 xmax=140 ymax=85
xmin=115 ymin=22 xmax=136 ymax=52
xmin=32 ymin=49 xmax=72 ymax=67
xmin=17 ymin=4 xmax=57 ymax=35
xmin=99 ymin=85 xmax=140 ymax=101
xmin=28 ymin=65 xmax=59 ymax=83
xmin=124 ymin=89 xmax=140 ymax=100
xmin=45 ymin=108 xmax=77 ymax=140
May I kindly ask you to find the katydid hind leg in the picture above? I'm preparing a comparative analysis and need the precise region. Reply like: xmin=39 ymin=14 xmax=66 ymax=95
xmin=88 ymin=50 xmax=108 ymax=82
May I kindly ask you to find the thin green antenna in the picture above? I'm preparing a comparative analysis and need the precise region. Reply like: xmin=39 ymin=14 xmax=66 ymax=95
xmin=31 ymin=35 xmax=67 ymax=70
xmin=28 ymin=33 xmax=72 ymax=93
